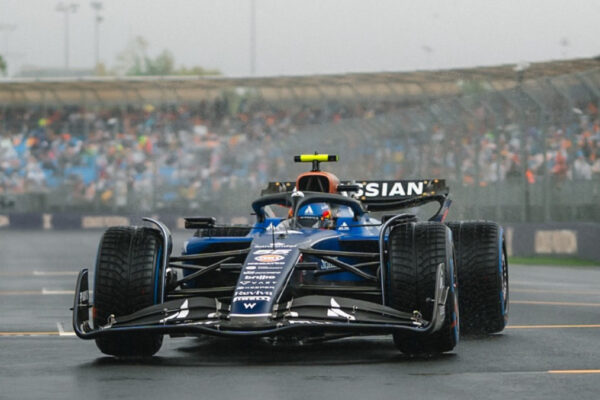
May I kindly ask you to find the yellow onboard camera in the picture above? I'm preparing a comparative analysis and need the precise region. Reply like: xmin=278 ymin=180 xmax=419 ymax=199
xmin=294 ymin=154 xmax=338 ymax=171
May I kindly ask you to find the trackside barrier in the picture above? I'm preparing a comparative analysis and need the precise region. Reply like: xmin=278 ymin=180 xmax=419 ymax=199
xmin=503 ymin=222 xmax=600 ymax=263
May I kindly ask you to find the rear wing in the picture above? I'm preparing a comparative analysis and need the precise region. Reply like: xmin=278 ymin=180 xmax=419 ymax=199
xmin=349 ymin=179 xmax=447 ymax=201
xmin=261 ymin=179 xmax=448 ymax=199
xmin=348 ymin=180 xmax=450 ymax=219
xmin=259 ymin=179 xmax=450 ymax=220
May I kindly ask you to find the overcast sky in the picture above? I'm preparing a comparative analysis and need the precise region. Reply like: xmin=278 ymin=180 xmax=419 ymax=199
xmin=1 ymin=0 xmax=599 ymax=77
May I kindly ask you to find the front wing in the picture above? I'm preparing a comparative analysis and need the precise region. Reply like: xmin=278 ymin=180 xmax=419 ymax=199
xmin=72 ymin=265 xmax=449 ymax=339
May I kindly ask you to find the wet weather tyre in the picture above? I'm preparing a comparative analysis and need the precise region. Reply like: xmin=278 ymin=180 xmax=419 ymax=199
xmin=93 ymin=226 xmax=164 ymax=357
xmin=387 ymin=222 xmax=459 ymax=355
xmin=446 ymin=221 xmax=509 ymax=334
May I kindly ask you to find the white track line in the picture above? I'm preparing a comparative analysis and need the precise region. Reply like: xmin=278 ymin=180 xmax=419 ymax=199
xmin=0 ymin=270 xmax=79 ymax=277
xmin=56 ymin=322 xmax=76 ymax=337
xmin=512 ymin=288 xmax=600 ymax=296
xmin=548 ymin=370 xmax=600 ymax=374
xmin=512 ymin=280 xmax=598 ymax=289
xmin=0 ymin=324 xmax=76 ymax=338
xmin=512 ymin=300 xmax=600 ymax=307
xmin=42 ymin=288 xmax=75 ymax=295
xmin=0 ymin=289 xmax=76 ymax=296
xmin=33 ymin=271 xmax=79 ymax=277
xmin=507 ymin=324 xmax=600 ymax=329
xmin=0 ymin=332 xmax=61 ymax=337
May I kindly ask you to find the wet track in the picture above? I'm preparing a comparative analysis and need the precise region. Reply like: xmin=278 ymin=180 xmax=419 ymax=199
xmin=1 ymin=230 xmax=600 ymax=400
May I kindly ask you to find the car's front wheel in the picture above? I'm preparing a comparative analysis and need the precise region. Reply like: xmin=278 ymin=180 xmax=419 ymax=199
xmin=93 ymin=226 xmax=164 ymax=357
xmin=387 ymin=222 xmax=459 ymax=355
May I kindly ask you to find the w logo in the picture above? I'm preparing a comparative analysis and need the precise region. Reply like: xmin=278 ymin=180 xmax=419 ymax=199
xmin=243 ymin=303 xmax=257 ymax=309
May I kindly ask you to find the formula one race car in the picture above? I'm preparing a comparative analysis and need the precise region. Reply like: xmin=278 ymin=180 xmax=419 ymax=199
xmin=72 ymin=154 xmax=509 ymax=357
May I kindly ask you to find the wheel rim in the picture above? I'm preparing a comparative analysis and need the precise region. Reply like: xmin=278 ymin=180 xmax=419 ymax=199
xmin=501 ymin=248 xmax=509 ymax=315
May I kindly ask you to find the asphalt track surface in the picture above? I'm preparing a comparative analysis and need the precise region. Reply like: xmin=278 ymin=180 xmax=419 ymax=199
xmin=1 ymin=230 xmax=600 ymax=400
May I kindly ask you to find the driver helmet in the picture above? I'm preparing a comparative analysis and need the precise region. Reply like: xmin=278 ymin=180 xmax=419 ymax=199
xmin=297 ymin=202 xmax=330 ymax=228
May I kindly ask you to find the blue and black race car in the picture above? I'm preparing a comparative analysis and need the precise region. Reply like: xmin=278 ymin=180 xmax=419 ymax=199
xmin=72 ymin=154 xmax=509 ymax=357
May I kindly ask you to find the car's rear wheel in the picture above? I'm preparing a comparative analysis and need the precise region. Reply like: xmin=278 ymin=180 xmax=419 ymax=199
xmin=446 ymin=221 xmax=509 ymax=334
xmin=93 ymin=226 xmax=164 ymax=357
xmin=387 ymin=222 xmax=459 ymax=355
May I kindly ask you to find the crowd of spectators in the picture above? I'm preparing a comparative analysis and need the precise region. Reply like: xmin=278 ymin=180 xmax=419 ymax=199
xmin=361 ymin=101 xmax=600 ymax=186
xmin=1 ymin=90 xmax=599 ymax=213
xmin=0 ymin=99 xmax=399 ymax=211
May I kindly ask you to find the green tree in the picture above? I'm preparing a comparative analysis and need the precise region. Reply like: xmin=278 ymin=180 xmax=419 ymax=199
xmin=113 ymin=36 xmax=220 ymax=76
xmin=457 ymin=79 xmax=489 ymax=95
xmin=113 ymin=36 xmax=149 ymax=76
xmin=94 ymin=62 xmax=108 ymax=76
xmin=0 ymin=54 xmax=7 ymax=77
xmin=174 ymin=65 xmax=220 ymax=76
xmin=145 ymin=50 xmax=175 ymax=75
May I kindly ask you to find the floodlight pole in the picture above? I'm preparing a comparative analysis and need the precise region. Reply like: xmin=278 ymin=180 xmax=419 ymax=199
xmin=250 ymin=0 xmax=256 ymax=75
xmin=56 ymin=2 xmax=79 ymax=71
xmin=91 ymin=2 xmax=103 ymax=71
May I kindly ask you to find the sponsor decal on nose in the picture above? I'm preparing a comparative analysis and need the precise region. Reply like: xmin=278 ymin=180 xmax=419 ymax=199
xmin=255 ymin=254 xmax=285 ymax=262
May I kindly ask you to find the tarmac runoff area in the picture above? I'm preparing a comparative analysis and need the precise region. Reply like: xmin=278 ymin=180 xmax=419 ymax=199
xmin=1 ymin=230 xmax=600 ymax=400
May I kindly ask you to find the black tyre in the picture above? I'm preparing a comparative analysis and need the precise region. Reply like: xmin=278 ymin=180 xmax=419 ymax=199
xmin=446 ymin=221 xmax=508 ymax=334
xmin=388 ymin=222 xmax=459 ymax=355
xmin=93 ymin=226 xmax=164 ymax=357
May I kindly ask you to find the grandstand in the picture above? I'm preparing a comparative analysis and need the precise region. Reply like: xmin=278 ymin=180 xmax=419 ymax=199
xmin=0 ymin=57 xmax=599 ymax=106
xmin=1 ymin=57 xmax=600 ymax=222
